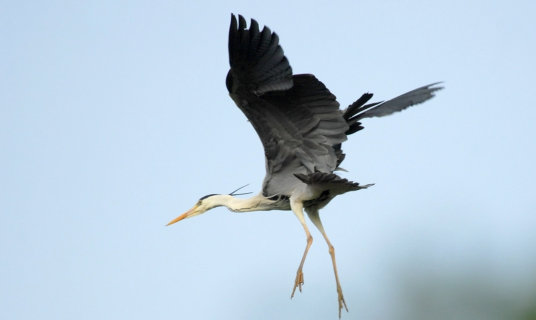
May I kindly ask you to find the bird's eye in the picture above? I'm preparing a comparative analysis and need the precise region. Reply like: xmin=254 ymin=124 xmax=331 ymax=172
xmin=197 ymin=200 xmax=202 ymax=206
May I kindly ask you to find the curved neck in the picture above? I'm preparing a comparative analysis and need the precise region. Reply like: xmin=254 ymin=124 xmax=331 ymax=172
xmin=212 ymin=193 xmax=268 ymax=212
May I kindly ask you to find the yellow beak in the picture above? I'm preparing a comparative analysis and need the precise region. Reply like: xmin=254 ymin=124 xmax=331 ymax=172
xmin=166 ymin=205 xmax=197 ymax=226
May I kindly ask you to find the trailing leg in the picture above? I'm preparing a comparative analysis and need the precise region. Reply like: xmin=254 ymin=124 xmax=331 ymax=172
xmin=306 ymin=207 xmax=348 ymax=318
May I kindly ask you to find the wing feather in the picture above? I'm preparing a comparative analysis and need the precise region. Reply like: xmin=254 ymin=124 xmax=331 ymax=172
xmin=226 ymin=14 xmax=442 ymax=196
xmin=227 ymin=15 xmax=348 ymax=196
xmin=353 ymin=83 xmax=443 ymax=120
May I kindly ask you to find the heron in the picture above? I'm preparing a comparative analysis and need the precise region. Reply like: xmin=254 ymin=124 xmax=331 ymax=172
xmin=167 ymin=14 xmax=442 ymax=318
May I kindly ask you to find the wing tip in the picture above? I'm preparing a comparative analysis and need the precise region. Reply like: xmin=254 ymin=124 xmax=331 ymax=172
xmin=426 ymin=81 xmax=445 ymax=93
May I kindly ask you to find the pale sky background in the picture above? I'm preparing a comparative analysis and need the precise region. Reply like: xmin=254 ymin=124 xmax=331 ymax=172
xmin=1 ymin=1 xmax=536 ymax=319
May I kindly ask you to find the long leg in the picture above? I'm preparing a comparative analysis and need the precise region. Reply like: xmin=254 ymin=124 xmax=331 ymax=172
xmin=290 ymin=200 xmax=313 ymax=298
xmin=306 ymin=207 xmax=348 ymax=318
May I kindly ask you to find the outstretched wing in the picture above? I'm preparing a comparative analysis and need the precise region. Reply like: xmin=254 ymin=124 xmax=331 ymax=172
xmin=226 ymin=14 xmax=349 ymax=196
xmin=334 ymin=83 xmax=443 ymax=167
xmin=344 ymin=82 xmax=443 ymax=121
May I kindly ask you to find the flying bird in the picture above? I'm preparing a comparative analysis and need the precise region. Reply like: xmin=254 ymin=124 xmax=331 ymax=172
xmin=167 ymin=14 xmax=442 ymax=318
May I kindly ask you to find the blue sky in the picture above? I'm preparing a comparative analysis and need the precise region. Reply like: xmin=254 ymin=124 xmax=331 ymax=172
xmin=1 ymin=1 xmax=536 ymax=319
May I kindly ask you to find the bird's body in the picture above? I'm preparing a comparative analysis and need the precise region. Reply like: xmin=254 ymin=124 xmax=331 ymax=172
xmin=167 ymin=14 xmax=442 ymax=318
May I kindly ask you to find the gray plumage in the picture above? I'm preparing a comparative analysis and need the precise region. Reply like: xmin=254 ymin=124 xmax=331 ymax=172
xmin=226 ymin=14 xmax=442 ymax=199
xmin=168 ymin=14 xmax=442 ymax=318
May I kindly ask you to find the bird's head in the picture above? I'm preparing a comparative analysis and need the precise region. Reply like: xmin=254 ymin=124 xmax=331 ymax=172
xmin=166 ymin=194 xmax=222 ymax=226
xmin=166 ymin=185 xmax=251 ymax=226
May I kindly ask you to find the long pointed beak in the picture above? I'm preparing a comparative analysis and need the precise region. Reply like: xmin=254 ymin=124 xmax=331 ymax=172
xmin=166 ymin=205 xmax=197 ymax=226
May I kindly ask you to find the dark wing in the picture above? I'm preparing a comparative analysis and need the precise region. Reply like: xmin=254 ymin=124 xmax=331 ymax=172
xmin=227 ymin=14 xmax=349 ymax=196
xmin=333 ymin=83 xmax=444 ymax=168
xmin=345 ymin=82 xmax=443 ymax=121
xmin=342 ymin=82 xmax=443 ymax=136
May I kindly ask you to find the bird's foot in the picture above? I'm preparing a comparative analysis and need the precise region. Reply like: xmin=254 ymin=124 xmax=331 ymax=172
xmin=290 ymin=270 xmax=304 ymax=298
xmin=336 ymin=284 xmax=348 ymax=318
